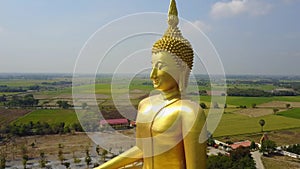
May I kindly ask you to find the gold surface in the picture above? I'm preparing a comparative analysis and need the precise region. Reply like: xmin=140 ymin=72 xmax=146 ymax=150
xmin=95 ymin=0 xmax=207 ymax=168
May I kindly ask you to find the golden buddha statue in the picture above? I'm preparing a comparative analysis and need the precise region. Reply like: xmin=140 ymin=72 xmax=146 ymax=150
xmin=96 ymin=0 xmax=207 ymax=168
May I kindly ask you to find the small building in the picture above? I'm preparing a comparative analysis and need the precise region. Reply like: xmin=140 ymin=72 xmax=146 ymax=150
xmin=100 ymin=118 xmax=130 ymax=130
xmin=230 ymin=140 xmax=252 ymax=150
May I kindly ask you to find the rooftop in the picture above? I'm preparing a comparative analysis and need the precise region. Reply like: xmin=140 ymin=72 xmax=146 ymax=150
xmin=230 ymin=140 xmax=252 ymax=149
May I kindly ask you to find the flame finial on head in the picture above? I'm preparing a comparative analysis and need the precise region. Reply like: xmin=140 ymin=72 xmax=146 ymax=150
xmin=169 ymin=0 xmax=178 ymax=16
xmin=168 ymin=0 xmax=179 ymax=27
xmin=152 ymin=0 xmax=194 ymax=71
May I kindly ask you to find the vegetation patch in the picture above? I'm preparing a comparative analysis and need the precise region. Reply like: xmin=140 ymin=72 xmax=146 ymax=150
xmin=227 ymin=88 xmax=272 ymax=97
xmin=273 ymin=96 xmax=300 ymax=102
xmin=277 ymin=108 xmax=300 ymax=119
xmin=200 ymin=96 xmax=300 ymax=108
xmin=217 ymin=128 xmax=300 ymax=146
xmin=262 ymin=155 xmax=300 ymax=169
xmin=213 ymin=114 xmax=300 ymax=137
xmin=285 ymin=144 xmax=300 ymax=155
xmin=13 ymin=109 xmax=79 ymax=125
xmin=258 ymin=101 xmax=300 ymax=108
xmin=199 ymin=96 xmax=274 ymax=108
xmin=208 ymin=147 xmax=256 ymax=169
xmin=234 ymin=108 xmax=274 ymax=117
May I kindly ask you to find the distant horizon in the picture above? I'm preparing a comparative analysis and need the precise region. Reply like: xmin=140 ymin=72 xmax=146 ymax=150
xmin=1 ymin=72 xmax=300 ymax=77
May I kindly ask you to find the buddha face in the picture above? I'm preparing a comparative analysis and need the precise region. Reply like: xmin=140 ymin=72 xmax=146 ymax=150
xmin=150 ymin=52 xmax=181 ymax=92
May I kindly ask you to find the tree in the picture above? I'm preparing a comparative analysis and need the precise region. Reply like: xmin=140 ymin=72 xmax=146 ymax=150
xmin=58 ymin=144 xmax=64 ymax=164
xmin=198 ymin=90 xmax=207 ymax=96
xmin=101 ymin=149 xmax=108 ymax=162
xmin=260 ymin=140 xmax=277 ymax=155
xmin=231 ymin=156 xmax=256 ymax=169
xmin=85 ymin=146 xmax=91 ymax=168
xmin=85 ymin=156 xmax=91 ymax=168
xmin=21 ymin=145 xmax=28 ymax=169
xmin=207 ymin=138 xmax=216 ymax=146
xmin=0 ymin=95 xmax=6 ymax=102
xmin=273 ymin=108 xmax=279 ymax=115
xmin=71 ymin=123 xmax=83 ymax=132
xmin=58 ymin=150 xmax=64 ymax=164
xmin=239 ymin=105 xmax=247 ymax=108
xmin=23 ymin=94 xmax=39 ymax=107
xmin=22 ymin=155 xmax=29 ymax=169
xmin=39 ymin=151 xmax=46 ymax=168
xmin=199 ymin=102 xmax=207 ymax=109
xmin=208 ymin=155 xmax=232 ymax=169
xmin=63 ymin=162 xmax=70 ymax=169
xmin=230 ymin=147 xmax=251 ymax=162
xmin=250 ymin=141 xmax=257 ymax=150
xmin=96 ymin=145 xmax=100 ymax=156
xmin=7 ymin=95 xmax=22 ymax=107
xmin=208 ymin=147 xmax=256 ymax=169
xmin=227 ymin=88 xmax=272 ymax=97
xmin=259 ymin=119 xmax=265 ymax=132
xmin=63 ymin=125 xmax=71 ymax=133
xmin=286 ymin=144 xmax=300 ymax=154
xmin=7 ymin=94 xmax=38 ymax=107
xmin=56 ymin=100 xmax=71 ymax=109
xmin=208 ymin=152 xmax=256 ymax=169
xmin=29 ymin=85 xmax=40 ymax=91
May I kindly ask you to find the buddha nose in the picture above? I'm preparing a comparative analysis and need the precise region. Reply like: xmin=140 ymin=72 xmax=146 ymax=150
xmin=150 ymin=67 xmax=157 ymax=79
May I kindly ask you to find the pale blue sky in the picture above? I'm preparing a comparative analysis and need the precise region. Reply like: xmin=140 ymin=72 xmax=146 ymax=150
xmin=0 ymin=0 xmax=299 ymax=75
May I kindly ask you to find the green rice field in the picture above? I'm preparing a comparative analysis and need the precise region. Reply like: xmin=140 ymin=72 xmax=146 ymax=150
xmin=213 ymin=113 xmax=300 ymax=137
xmin=13 ymin=109 xmax=79 ymax=125
xmin=277 ymin=108 xmax=300 ymax=119
xmin=199 ymin=96 xmax=300 ymax=108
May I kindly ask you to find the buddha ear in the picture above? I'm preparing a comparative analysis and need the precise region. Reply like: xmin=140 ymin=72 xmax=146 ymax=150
xmin=179 ymin=63 xmax=188 ymax=94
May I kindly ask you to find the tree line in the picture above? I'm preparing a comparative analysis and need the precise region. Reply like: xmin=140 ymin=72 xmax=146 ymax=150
xmin=41 ymin=81 xmax=71 ymax=86
xmin=1 ymin=94 xmax=39 ymax=108
xmin=285 ymin=144 xmax=300 ymax=155
xmin=227 ymin=88 xmax=298 ymax=97
xmin=208 ymin=147 xmax=256 ymax=169
xmin=0 ymin=85 xmax=26 ymax=92
xmin=1 ymin=121 xmax=83 ymax=136
xmin=276 ymin=81 xmax=300 ymax=91
xmin=1 ymin=94 xmax=75 ymax=109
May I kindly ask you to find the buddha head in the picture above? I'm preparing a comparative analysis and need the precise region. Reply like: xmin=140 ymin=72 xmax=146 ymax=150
xmin=151 ymin=0 xmax=194 ymax=94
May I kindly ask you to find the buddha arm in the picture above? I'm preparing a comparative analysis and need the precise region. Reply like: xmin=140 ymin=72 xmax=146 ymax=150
xmin=95 ymin=146 xmax=143 ymax=169
xmin=182 ymin=107 xmax=207 ymax=169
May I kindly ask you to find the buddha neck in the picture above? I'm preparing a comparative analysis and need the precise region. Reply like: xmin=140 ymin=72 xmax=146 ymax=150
xmin=160 ymin=87 xmax=181 ymax=101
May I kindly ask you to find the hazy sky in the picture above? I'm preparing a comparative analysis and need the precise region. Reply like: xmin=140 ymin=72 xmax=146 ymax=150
xmin=0 ymin=0 xmax=299 ymax=75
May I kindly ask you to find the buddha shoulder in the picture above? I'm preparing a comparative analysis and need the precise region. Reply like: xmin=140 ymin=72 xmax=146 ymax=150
xmin=175 ymin=100 xmax=204 ymax=117
xmin=138 ymin=95 xmax=162 ymax=108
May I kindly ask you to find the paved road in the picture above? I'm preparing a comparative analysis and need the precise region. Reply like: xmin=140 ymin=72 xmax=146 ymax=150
xmin=251 ymin=151 xmax=265 ymax=169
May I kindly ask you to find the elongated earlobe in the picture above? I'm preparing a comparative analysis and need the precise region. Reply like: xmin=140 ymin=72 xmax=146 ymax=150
xmin=179 ymin=64 xmax=189 ymax=95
